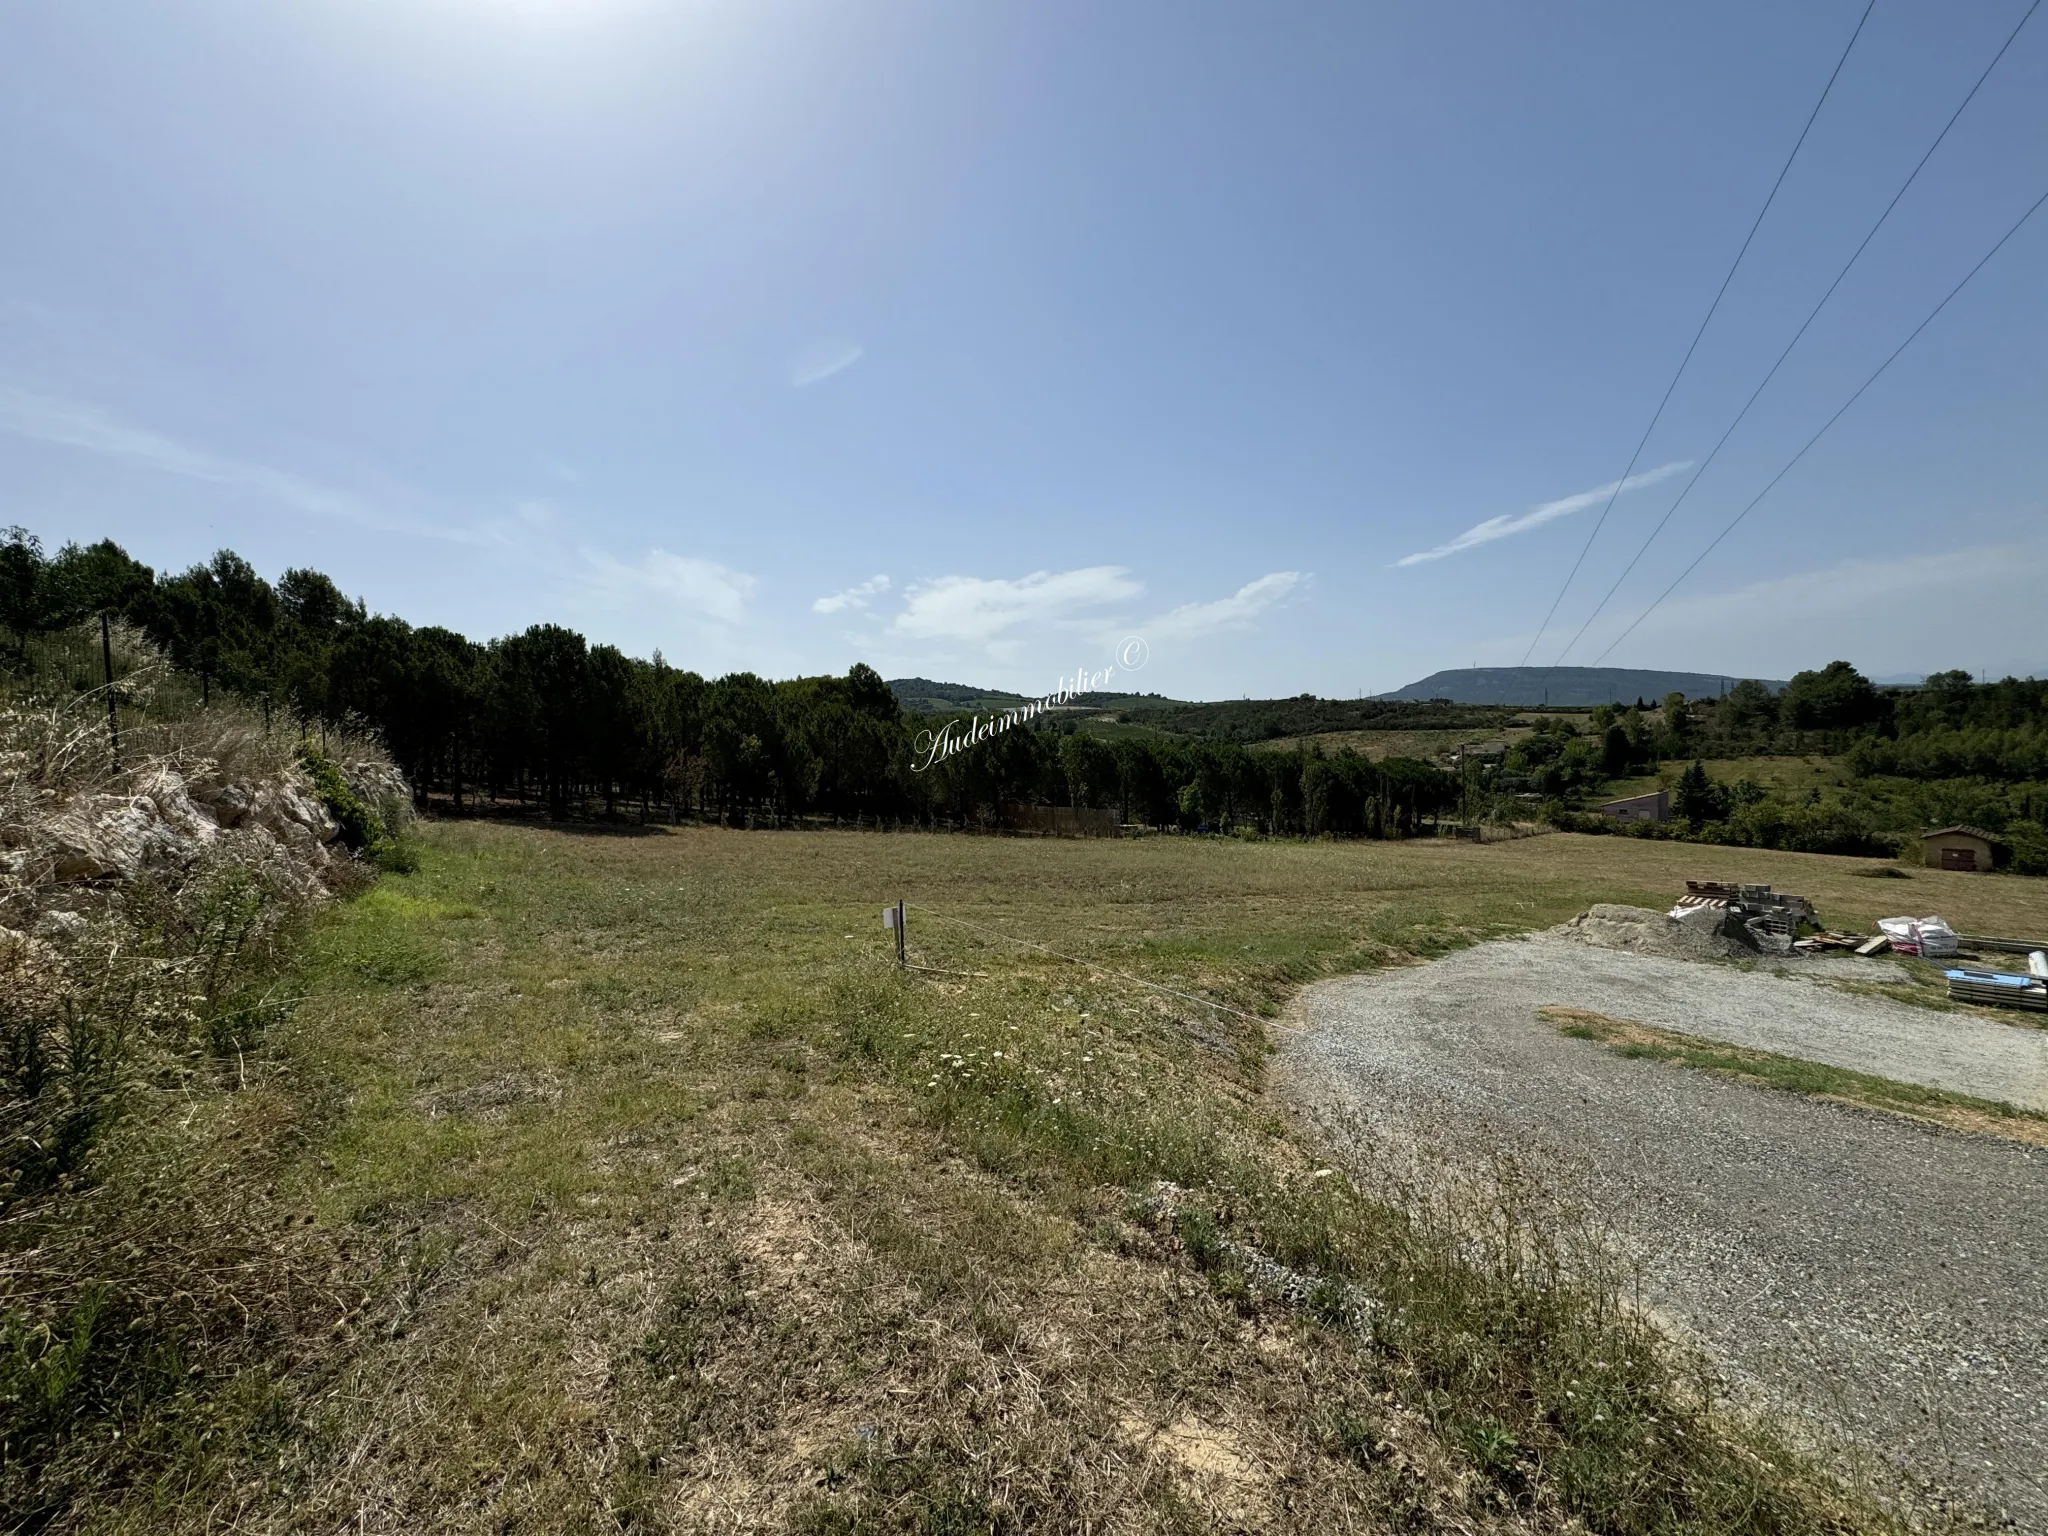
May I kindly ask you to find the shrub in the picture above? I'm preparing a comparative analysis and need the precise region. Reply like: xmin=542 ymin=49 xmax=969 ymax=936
xmin=298 ymin=748 xmax=381 ymax=853
xmin=2003 ymin=821 xmax=2048 ymax=877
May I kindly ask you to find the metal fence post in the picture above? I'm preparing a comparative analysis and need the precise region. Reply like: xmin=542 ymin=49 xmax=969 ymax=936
xmin=100 ymin=611 xmax=119 ymax=763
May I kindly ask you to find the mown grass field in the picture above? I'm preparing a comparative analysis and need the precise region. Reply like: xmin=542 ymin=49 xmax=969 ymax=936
xmin=1601 ymin=756 xmax=1853 ymax=801
xmin=58 ymin=825 xmax=2048 ymax=1532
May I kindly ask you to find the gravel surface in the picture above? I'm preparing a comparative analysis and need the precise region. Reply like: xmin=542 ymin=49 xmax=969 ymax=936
xmin=1544 ymin=919 xmax=2048 ymax=1110
xmin=1282 ymin=935 xmax=2048 ymax=1530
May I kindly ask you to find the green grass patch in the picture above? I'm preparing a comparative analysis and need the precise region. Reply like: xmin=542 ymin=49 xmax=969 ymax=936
xmin=1542 ymin=1006 xmax=2048 ymax=1147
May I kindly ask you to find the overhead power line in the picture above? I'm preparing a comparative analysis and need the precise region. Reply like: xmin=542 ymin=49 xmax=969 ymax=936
xmin=1517 ymin=0 xmax=1877 ymax=666
xmin=1552 ymin=0 xmax=2042 ymax=665
xmin=1591 ymin=182 xmax=2048 ymax=664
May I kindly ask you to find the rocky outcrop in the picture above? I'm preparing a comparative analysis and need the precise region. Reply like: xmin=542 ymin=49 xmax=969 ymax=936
xmin=1 ymin=646 xmax=417 ymax=963
xmin=29 ymin=768 xmax=342 ymax=886
xmin=0 ymin=728 xmax=409 ymax=956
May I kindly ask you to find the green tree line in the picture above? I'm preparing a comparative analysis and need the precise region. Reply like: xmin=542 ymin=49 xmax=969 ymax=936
xmin=0 ymin=530 xmax=1457 ymax=836
xmin=1500 ymin=664 xmax=2048 ymax=868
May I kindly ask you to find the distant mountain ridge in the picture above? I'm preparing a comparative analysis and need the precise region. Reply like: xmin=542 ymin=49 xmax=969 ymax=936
xmin=1378 ymin=667 xmax=1785 ymax=707
xmin=891 ymin=668 xmax=1789 ymax=719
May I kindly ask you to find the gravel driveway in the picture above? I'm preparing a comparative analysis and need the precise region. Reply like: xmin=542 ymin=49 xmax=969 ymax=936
xmin=1281 ymin=935 xmax=2048 ymax=1530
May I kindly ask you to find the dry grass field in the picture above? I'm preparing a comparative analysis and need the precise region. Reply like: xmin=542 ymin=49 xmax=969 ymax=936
xmin=51 ymin=824 xmax=2048 ymax=1533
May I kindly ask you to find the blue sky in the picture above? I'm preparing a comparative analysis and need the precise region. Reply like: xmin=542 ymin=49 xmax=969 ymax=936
xmin=2 ymin=1 xmax=2043 ymax=698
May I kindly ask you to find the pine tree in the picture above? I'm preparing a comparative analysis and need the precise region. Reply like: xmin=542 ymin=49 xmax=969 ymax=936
xmin=1674 ymin=760 xmax=1729 ymax=825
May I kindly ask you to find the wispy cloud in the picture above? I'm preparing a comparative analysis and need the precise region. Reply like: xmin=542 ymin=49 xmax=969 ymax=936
xmin=580 ymin=548 xmax=757 ymax=626
xmin=1144 ymin=572 xmax=1304 ymax=640
xmin=0 ymin=385 xmax=465 ymax=544
xmin=0 ymin=386 xmax=366 ymax=520
xmin=1395 ymin=461 xmax=1691 ymax=568
xmin=790 ymin=341 xmax=864 ymax=388
xmin=890 ymin=567 xmax=1141 ymax=644
xmin=813 ymin=573 xmax=891 ymax=615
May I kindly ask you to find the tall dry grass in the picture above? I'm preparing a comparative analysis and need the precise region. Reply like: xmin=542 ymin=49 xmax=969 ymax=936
xmin=0 ymin=624 xmax=403 ymax=1520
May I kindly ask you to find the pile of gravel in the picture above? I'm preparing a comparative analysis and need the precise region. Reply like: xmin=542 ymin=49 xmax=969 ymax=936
xmin=1552 ymin=903 xmax=1750 ymax=962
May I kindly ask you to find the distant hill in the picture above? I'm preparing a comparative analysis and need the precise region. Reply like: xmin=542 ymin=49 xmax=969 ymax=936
xmin=886 ymin=677 xmax=1029 ymax=713
xmin=1378 ymin=667 xmax=1784 ymax=707
xmin=1109 ymin=695 xmax=1508 ymax=743
xmin=888 ymin=676 xmax=1180 ymax=715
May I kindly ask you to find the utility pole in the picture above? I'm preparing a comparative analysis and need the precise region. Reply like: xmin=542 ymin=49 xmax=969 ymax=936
xmin=100 ymin=611 xmax=119 ymax=763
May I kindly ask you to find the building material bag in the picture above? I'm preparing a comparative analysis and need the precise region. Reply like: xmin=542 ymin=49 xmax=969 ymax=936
xmin=1878 ymin=916 xmax=1959 ymax=958
xmin=1917 ymin=917 xmax=1959 ymax=957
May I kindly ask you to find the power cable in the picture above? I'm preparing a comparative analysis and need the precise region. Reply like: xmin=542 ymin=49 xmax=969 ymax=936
xmin=1592 ymin=182 xmax=2048 ymax=663
xmin=1553 ymin=0 xmax=2041 ymax=664
xmin=1518 ymin=0 xmax=1878 ymax=665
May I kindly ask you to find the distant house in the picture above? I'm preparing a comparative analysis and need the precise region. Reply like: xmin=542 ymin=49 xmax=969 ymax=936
xmin=1599 ymin=789 xmax=1669 ymax=824
xmin=1920 ymin=825 xmax=1998 ymax=872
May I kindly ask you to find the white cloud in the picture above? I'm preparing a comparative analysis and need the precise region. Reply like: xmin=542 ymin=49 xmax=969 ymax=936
xmin=890 ymin=566 xmax=1141 ymax=644
xmin=813 ymin=573 xmax=891 ymax=615
xmin=0 ymin=386 xmax=365 ymax=521
xmin=1395 ymin=461 xmax=1691 ymax=567
xmin=1144 ymin=572 xmax=1304 ymax=640
xmin=790 ymin=341 xmax=864 ymax=388
xmin=581 ymin=548 xmax=757 ymax=626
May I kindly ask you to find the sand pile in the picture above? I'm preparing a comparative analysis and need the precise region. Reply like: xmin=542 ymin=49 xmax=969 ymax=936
xmin=1552 ymin=903 xmax=1751 ymax=962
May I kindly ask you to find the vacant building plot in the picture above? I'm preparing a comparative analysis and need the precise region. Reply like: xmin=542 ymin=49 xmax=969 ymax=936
xmin=24 ymin=822 xmax=2048 ymax=1530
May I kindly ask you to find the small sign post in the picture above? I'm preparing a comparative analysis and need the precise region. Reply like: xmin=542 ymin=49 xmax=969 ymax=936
xmin=882 ymin=900 xmax=906 ymax=968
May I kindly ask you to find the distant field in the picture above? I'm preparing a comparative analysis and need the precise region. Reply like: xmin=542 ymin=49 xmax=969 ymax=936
xmin=1255 ymin=713 xmax=1598 ymax=761
xmin=1603 ymin=755 xmax=1852 ymax=800
xmin=118 ymin=824 xmax=2039 ymax=1528
xmin=1256 ymin=725 xmax=1534 ymax=760
xmin=1067 ymin=710 xmax=1186 ymax=741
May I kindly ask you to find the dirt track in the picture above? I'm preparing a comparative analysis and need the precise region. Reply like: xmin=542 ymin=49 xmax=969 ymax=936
xmin=1281 ymin=935 xmax=2048 ymax=1530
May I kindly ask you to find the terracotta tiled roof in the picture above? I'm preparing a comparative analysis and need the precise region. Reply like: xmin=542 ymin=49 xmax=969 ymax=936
xmin=1920 ymin=825 xmax=1998 ymax=842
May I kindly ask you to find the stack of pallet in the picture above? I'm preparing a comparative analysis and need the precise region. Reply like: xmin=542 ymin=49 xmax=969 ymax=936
xmin=1945 ymin=968 xmax=2048 ymax=1013
xmin=1677 ymin=881 xmax=1817 ymax=946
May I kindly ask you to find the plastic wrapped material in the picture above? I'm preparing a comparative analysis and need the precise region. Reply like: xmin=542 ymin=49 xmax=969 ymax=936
xmin=1878 ymin=916 xmax=1959 ymax=958
xmin=1945 ymin=967 xmax=2048 ymax=1012
xmin=1878 ymin=917 xmax=1922 ymax=954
